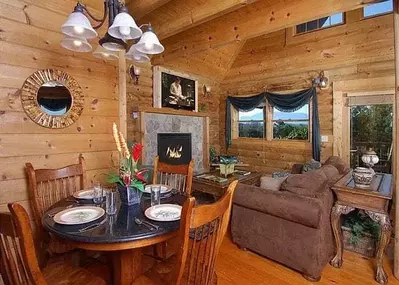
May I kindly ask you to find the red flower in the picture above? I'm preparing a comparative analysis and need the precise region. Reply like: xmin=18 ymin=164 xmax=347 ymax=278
xmin=122 ymin=174 xmax=131 ymax=186
xmin=135 ymin=169 xmax=148 ymax=183
xmin=132 ymin=143 xmax=143 ymax=162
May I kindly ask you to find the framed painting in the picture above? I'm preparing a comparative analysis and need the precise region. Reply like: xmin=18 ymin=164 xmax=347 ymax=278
xmin=153 ymin=66 xmax=198 ymax=112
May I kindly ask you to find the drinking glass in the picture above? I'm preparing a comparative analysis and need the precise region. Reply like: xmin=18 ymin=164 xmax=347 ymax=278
xmin=151 ymin=185 xmax=161 ymax=207
xmin=93 ymin=182 xmax=103 ymax=205
xmin=105 ymin=190 xmax=117 ymax=215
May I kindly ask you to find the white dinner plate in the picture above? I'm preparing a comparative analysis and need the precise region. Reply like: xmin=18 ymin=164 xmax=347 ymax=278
xmin=144 ymin=204 xmax=182 ymax=222
xmin=53 ymin=206 xmax=105 ymax=225
xmin=143 ymin=184 xmax=172 ymax=195
xmin=73 ymin=189 xmax=106 ymax=200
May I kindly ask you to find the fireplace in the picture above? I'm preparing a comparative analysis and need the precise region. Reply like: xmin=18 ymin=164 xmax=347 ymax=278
xmin=157 ymin=133 xmax=192 ymax=165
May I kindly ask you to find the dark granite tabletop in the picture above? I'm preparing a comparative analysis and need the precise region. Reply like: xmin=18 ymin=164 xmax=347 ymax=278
xmin=42 ymin=193 xmax=185 ymax=244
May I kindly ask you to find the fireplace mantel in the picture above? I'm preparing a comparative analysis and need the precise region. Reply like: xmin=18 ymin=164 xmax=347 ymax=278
xmin=134 ymin=107 xmax=210 ymax=118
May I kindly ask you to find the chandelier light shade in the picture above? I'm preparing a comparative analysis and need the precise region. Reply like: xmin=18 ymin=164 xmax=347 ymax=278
xmin=108 ymin=7 xmax=142 ymax=40
xmin=93 ymin=45 xmax=119 ymax=60
xmin=135 ymin=25 xmax=164 ymax=55
xmin=61 ymin=11 xmax=98 ymax=39
xmin=61 ymin=36 xmax=92 ymax=52
xmin=60 ymin=1 xmax=164 ymax=61
xmin=125 ymin=44 xmax=150 ymax=62
xmin=99 ymin=33 xmax=127 ymax=51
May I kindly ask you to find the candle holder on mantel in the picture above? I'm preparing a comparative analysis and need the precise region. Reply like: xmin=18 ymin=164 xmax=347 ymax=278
xmin=352 ymin=149 xmax=379 ymax=188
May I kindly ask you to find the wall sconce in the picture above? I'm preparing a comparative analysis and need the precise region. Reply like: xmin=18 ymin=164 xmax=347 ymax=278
xmin=203 ymin=85 xmax=211 ymax=96
xmin=312 ymin=71 xmax=328 ymax=89
xmin=129 ymin=64 xmax=141 ymax=85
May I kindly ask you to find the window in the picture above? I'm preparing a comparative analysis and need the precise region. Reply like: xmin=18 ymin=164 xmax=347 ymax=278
xmin=238 ymin=107 xmax=266 ymax=138
xmin=273 ymin=104 xmax=309 ymax=140
xmin=363 ymin=0 xmax=393 ymax=18
xmin=296 ymin=13 xmax=344 ymax=35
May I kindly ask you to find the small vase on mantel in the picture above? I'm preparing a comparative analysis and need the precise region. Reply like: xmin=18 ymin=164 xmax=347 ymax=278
xmin=117 ymin=183 xmax=142 ymax=206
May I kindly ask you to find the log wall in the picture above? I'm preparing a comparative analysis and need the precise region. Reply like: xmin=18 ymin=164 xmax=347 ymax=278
xmin=219 ymin=10 xmax=395 ymax=173
xmin=0 ymin=0 xmax=118 ymax=216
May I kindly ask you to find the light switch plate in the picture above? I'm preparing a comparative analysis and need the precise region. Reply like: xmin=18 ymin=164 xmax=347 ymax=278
xmin=321 ymin=135 xmax=329 ymax=143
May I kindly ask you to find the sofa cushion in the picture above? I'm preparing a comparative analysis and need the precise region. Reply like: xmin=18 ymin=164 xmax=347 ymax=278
xmin=320 ymin=165 xmax=341 ymax=185
xmin=260 ymin=176 xmax=287 ymax=191
xmin=301 ymin=159 xmax=321 ymax=173
xmin=324 ymin=156 xmax=349 ymax=174
xmin=233 ymin=184 xmax=322 ymax=228
xmin=281 ymin=169 xmax=327 ymax=197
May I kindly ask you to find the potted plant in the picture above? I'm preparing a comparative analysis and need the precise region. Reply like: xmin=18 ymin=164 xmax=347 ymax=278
xmin=107 ymin=123 xmax=148 ymax=206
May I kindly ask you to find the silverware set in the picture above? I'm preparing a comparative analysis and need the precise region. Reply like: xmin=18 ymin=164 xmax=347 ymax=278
xmin=134 ymin=217 xmax=159 ymax=231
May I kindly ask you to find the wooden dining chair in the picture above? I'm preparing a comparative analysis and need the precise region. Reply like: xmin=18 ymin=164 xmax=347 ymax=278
xmin=136 ymin=180 xmax=238 ymax=285
xmin=0 ymin=203 xmax=106 ymax=285
xmin=153 ymin=156 xmax=194 ymax=197
xmin=26 ymin=156 xmax=86 ymax=254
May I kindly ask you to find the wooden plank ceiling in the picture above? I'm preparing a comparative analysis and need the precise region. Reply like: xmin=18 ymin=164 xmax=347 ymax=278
xmin=125 ymin=0 xmax=381 ymax=78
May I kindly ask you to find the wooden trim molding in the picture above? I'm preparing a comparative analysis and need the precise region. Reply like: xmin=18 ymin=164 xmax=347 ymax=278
xmin=21 ymin=69 xmax=84 ymax=129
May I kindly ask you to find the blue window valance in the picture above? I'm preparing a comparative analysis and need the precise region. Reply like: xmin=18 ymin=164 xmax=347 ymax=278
xmin=226 ymin=87 xmax=320 ymax=161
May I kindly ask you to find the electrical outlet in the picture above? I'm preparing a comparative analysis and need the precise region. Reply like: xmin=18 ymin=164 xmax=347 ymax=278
xmin=321 ymin=135 xmax=329 ymax=143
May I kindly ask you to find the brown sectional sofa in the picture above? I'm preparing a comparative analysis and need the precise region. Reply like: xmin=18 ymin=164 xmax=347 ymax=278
xmin=231 ymin=156 xmax=349 ymax=281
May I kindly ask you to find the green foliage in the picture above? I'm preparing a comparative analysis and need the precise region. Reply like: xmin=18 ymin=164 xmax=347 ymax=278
xmin=238 ymin=122 xmax=265 ymax=138
xmin=351 ymin=105 xmax=392 ymax=144
xmin=273 ymin=122 xmax=308 ymax=140
xmin=343 ymin=210 xmax=380 ymax=245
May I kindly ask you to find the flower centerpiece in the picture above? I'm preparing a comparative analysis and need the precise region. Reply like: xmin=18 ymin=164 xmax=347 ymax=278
xmin=107 ymin=123 xmax=148 ymax=206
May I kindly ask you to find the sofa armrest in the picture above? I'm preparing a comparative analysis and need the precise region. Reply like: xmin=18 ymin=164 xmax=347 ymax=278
xmin=291 ymin=163 xmax=303 ymax=174
xmin=233 ymin=183 xmax=322 ymax=228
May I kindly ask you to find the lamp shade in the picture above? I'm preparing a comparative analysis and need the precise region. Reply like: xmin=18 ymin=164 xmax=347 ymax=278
xmin=108 ymin=12 xmax=142 ymax=40
xmin=99 ymin=33 xmax=127 ymax=51
xmin=135 ymin=26 xmax=164 ymax=55
xmin=61 ymin=36 xmax=92 ymax=52
xmin=93 ymin=45 xmax=119 ymax=60
xmin=125 ymin=44 xmax=150 ymax=62
xmin=61 ymin=12 xmax=97 ymax=39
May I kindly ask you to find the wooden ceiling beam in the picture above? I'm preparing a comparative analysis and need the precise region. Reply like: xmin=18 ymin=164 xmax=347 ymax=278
xmin=152 ymin=0 xmax=381 ymax=65
xmin=139 ymin=0 xmax=260 ymax=40
xmin=126 ymin=0 xmax=172 ymax=19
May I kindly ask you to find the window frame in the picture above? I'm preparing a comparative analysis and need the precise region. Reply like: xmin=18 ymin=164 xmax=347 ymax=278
xmin=294 ymin=12 xmax=346 ymax=36
xmin=362 ymin=0 xmax=393 ymax=19
xmin=271 ymin=103 xmax=311 ymax=142
xmin=236 ymin=106 xmax=267 ymax=139
xmin=231 ymin=99 xmax=312 ymax=143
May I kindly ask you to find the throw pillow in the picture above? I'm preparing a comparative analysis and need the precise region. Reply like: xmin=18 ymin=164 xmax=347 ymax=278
xmin=260 ymin=176 xmax=288 ymax=191
xmin=324 ymin=156 xmax=349 ymax=174
xmin=320 ymin=165 xmax=341 ymax=185
xmin=301 ymin=159 xmax=322 ymax=173
xmin=281 ymin=169 xmax=328 ymax=197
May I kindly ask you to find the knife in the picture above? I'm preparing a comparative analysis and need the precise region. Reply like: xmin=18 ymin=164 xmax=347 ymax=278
xmin=78 ymin=218 xmax=107 ymax=233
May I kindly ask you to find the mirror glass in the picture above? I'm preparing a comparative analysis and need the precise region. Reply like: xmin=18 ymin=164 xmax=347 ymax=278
xmin=37 ymin=81 xmax=72 ymax=116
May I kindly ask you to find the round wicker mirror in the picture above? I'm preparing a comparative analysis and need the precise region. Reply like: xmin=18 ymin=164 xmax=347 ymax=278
xmin=21 ymin=69 xmax=84 ymax=129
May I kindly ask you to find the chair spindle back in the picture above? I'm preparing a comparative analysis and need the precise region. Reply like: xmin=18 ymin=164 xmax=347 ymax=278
xmin=153 ymin=156 xmax=194 ymax=197
xmin=171 ymin=180 xmax=238 ymax=285
xmin=0 ymin=204 xmax=47 ymax=285
xmin=26 ymin=156 xmax=86 ymax=226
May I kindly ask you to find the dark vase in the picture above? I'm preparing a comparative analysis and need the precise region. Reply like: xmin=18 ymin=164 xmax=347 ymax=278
xmin=117 ymin=184 xmax=142 ymax=206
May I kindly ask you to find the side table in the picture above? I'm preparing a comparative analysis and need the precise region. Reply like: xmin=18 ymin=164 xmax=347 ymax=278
xmin=330 ymin=172 xmax=393 ymax=284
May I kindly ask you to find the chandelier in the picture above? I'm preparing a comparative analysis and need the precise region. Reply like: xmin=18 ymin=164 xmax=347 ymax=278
xmin=60 ymin=0 xmax=164 ymax=62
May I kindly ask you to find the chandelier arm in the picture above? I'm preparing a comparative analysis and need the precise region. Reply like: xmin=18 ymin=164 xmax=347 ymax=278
xmin=82 ymin=1 xmax=108 ymax=23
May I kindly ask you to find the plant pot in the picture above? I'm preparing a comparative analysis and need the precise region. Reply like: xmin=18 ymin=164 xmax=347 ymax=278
xmin=117 ymin=184 xmax=142 ymax=206
xmin=342 ymin=226 xmax=376 ymax=257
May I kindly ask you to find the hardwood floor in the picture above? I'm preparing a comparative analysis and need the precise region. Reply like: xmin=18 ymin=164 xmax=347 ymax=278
xmin=217 ymin=237 xmax=399 ymax=285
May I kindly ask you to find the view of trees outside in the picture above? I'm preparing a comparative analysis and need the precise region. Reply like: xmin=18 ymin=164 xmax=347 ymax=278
xmin=238 ymin=104 xmax=309 ymax=140
xmin=350 ymin=104 xmax=393 ymax=173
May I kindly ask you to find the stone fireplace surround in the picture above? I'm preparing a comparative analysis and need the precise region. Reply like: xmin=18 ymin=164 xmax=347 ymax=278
xmin=142 ymin=112 xmax=208 ymax=172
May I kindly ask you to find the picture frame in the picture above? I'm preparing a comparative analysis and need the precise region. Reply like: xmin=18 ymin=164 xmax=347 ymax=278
xmin=153 ymin=66 xmax=198 ymax=112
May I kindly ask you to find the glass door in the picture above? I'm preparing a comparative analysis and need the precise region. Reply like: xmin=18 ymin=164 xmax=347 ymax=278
xmin=350 ymin=104 xmax=393 ymax=174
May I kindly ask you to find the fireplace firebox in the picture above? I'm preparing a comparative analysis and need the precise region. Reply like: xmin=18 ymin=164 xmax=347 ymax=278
xmin=157 ymin=133 xmax=192 ymax=165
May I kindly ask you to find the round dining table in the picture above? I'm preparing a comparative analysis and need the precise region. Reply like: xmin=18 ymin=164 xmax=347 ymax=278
xmin=42 ymin=194 xmax=185 ymax=285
